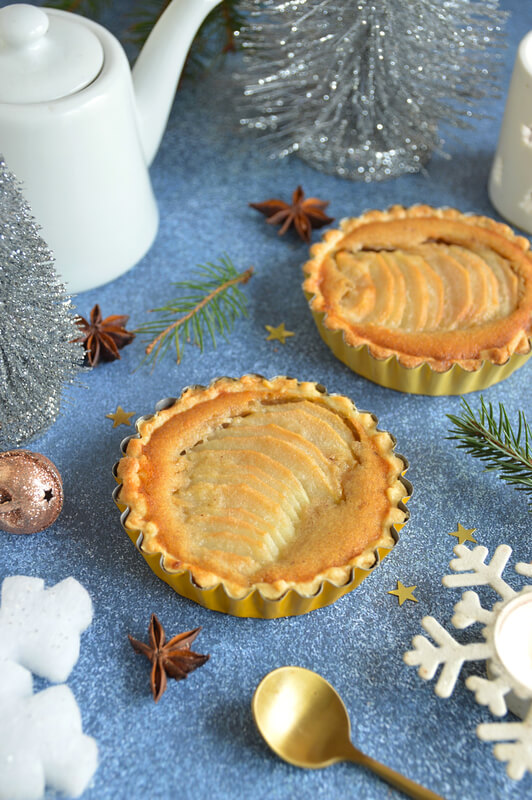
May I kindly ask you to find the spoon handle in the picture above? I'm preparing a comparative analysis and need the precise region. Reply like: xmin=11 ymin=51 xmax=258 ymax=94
xmin=344 ymin=744 xmax=444 ymax=800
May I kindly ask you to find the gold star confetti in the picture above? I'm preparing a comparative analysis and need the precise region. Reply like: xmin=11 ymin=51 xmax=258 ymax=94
xmin=449 ymin=523 xmax=477 ymax=545
xmin=388 ymin=581 xmax=418 ymax=606
xmin=265 ymin=323 xmax=295 ymax=344
xmin=106 ymin=406 xmax=135 ymax=428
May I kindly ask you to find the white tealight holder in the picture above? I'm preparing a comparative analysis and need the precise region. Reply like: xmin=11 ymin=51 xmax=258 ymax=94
xmin=489 ymin=592 xmax=532 ymax=719
xmin=489 ymin=29 xmax=532 ymax=234
xmin=405 ymin=542 xmax=532 ymax=780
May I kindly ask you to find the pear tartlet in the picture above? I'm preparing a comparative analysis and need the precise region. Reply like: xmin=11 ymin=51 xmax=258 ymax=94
xmin=303 ymin=205 xmax=532 ymax=394
xmin=114 ymin=376 xmax=411 ymax=617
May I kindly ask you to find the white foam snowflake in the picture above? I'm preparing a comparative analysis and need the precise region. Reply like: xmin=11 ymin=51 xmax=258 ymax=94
xmin=0 ymin=576 xmax=97 ymax=799
xmin=0 ymin=576 xmax=93 ymax=682
xmin=0 ymin=660 xmax=98 ymax=800
xmin=405 ymin=543 xmax=532 ymax=780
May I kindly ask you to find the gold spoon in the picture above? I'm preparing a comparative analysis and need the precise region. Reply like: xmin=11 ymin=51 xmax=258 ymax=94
xmin=252 ymin=666 xmax=443 ymax=800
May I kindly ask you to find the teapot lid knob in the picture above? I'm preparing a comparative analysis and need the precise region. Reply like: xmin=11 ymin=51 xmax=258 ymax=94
xmin=0 ymin=5 xmax=104 ymax=104
xmin=0 ymin=4 xmax=48 ymax=48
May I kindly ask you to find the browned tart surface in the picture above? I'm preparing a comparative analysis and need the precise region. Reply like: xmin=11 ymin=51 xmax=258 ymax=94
xmin=117 ymin=376 xmax=409 ymax=599
xmin=303 ymin=206 xmax=532 ymax=371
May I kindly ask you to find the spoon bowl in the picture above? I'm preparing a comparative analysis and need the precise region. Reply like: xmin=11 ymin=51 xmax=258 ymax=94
xmin=252 ymin=666 xmax=443 ymax=800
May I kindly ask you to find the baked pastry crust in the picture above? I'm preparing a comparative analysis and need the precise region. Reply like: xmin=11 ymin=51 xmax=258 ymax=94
xmin=117 ymin=376 xmax=409 ymax=600
xmin=303 ymin=205 xmax=532 ymax=372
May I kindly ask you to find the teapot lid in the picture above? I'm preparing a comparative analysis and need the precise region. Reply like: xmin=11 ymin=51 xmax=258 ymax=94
xmin=0 ymin=4 xmax=104 ymax=104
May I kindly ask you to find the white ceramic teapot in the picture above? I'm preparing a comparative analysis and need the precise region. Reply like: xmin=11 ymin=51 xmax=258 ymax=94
xmin=0 ymin=0 xmax=221 ymax=293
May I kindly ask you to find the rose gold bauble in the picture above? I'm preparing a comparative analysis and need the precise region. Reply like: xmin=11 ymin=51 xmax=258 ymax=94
xmin=0 ymin=450 xmax=63 ymax=534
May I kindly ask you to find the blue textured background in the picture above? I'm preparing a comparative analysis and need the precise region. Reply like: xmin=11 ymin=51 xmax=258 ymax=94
xmin=2 ymin=1 xmax=532 ymax=798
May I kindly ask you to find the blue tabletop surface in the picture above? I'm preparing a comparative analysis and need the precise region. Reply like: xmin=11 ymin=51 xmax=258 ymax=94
xmin=2 ymin=1 xmax=532 ymax=798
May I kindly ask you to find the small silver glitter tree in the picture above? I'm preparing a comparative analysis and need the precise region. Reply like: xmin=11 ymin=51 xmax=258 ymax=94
xmin=237 ymin=0 xmax=507 ymax=181
xmin=0 ymin=157 xmax=83 ymax=448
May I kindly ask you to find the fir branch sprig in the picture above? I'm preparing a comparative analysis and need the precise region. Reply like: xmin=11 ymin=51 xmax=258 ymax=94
xmin=447 ymin=397 xmax=532 ymax=508
xmin=46 ymin=0 xmax=111 ymax=17
xmin=136 ymin=255 xmax=253 ymax=367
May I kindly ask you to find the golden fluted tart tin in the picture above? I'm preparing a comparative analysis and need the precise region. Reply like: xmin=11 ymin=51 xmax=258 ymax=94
xmin=303 ymin=205 xmax=532 ymax=395
xmin=306 ymin=303 xmax=532 ymax=396
xmin=113 ymin=376 xmax=412 ymax=618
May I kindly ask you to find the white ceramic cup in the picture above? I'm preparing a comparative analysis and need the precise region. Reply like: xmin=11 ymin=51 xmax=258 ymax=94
xmin=489 ymin=30 xmax=532 ymax=235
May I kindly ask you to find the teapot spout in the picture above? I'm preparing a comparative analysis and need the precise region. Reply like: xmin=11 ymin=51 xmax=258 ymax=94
xmin=133 ymin=0 xmax=222 ymax=167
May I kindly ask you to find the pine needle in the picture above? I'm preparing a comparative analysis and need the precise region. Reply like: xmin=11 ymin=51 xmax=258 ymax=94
xmin=46 ymin=0 xmax=111 ymax=17
xmin=135 ymin=255 xmax=253 ymax=368
xmin=447 ymin=397 xmax=532 ymax=508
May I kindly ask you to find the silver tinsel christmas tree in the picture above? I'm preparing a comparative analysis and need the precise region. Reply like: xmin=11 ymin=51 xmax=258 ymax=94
xmin=237 ymin=0 xmax=507 ymax=180
xmin=0 ymin=157 xmax=83 ymax=448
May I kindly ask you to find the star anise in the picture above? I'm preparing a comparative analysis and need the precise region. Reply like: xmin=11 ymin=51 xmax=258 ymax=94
xmin=73 ymin=304 xmax=135 ymax=367
xmin=128 ymin=614 xmax=209 ymax=702
xmin=249 ymin=185 xmax=334 ymax=244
